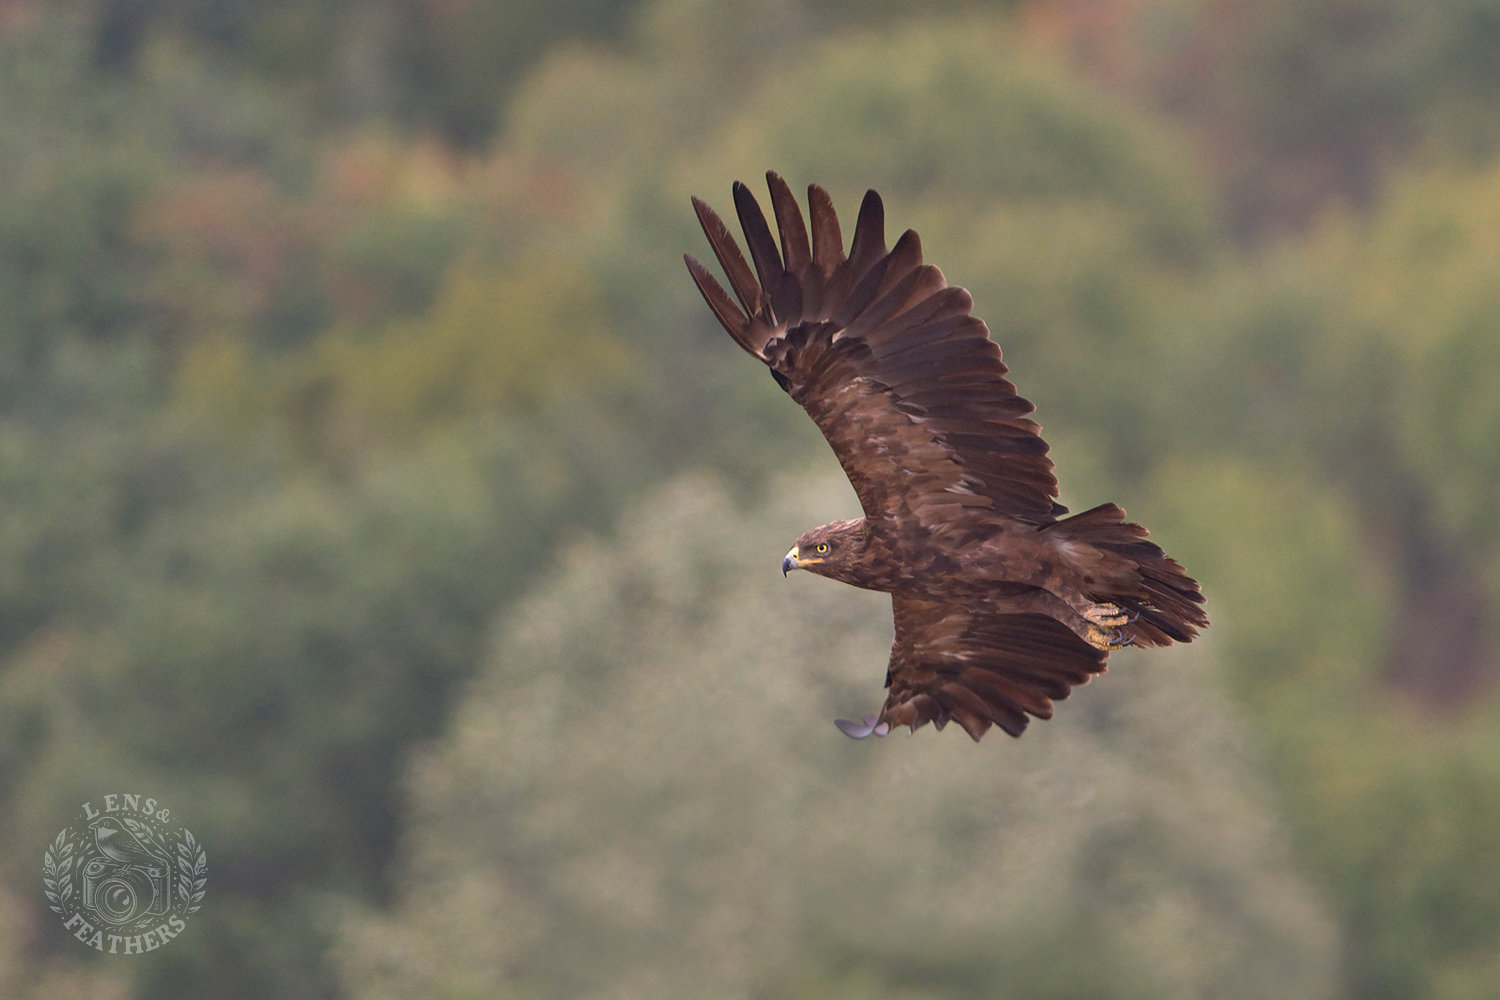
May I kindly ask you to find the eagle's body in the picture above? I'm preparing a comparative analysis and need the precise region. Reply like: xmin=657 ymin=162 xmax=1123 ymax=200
xmin=686 ymin=174 xmax=1208 ymax=741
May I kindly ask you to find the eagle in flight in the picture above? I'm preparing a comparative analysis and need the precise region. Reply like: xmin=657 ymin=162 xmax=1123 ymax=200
xmin=685 ymin=173 xmax=1208 ymax=741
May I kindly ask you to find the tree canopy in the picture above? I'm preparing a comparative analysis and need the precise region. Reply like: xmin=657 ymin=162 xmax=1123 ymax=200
xmin=2 ymin=0 xmax=1500 ymax=997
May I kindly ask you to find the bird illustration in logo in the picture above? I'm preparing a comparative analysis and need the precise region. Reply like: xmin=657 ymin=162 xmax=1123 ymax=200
xmin=93 ymin=818 xmax=169 ymax=870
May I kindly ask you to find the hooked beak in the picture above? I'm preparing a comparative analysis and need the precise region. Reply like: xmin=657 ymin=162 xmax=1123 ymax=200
xmin=782 ymin=545 xmax=799 ymax=577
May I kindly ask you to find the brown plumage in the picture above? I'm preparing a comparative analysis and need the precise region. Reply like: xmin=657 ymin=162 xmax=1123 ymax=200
xmin=685 ymin=173 xmax=1208 ymax=741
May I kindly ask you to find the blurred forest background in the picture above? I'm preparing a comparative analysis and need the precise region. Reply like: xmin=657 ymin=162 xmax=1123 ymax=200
xmin=2 ymin=0 xmax=1499 ymax=997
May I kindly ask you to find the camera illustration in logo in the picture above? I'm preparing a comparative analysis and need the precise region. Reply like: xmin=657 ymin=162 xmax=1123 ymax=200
xmin=43 ymin=794 xmax=208 ymax=954
xmin=81 ymin=819 xmax=173 ymax=925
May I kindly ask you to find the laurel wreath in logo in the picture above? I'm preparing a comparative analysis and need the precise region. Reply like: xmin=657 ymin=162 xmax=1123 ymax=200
xmin=42 ymin=828 xmax=79 ymax=916
xmin=176 ymin=828 xmax=208 ymax=914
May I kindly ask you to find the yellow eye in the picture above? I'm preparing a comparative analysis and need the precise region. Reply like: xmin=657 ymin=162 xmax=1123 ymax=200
xmin=815 ymin=543 xmax=829 ymax=554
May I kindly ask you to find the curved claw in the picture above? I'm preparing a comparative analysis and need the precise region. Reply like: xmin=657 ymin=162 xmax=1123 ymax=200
xmin=834 ymin=712 xmax=890 ymax=739
xmin=1107 ymin=611 xmax=1143 ymax=648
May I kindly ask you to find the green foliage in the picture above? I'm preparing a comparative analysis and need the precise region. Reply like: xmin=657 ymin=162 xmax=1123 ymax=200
xmin=731 ymin=21 xmax=1210 ymax=249
xmin=3 ymin=1 xmax=1500 ymax=998
xmin=1076 ymin=0 xmax=1500 ymax=235
xmin=75 ymin=0 xmax=646 ymax=147
xmin=1141 ymin=455 xmax=1392 ymax=709
xmin=337 ymin=473 xmax=1338 ymax=1000
xmin=1282 ymin=703 xmax=1500 ymax=1000
xmin=292 ymin=255 xmax=635 ymax=433
xmin=0 ymin=10 xmax=330 ymax=410
xmin=1207 ymin=164 xmax=1500 ymax=1000
xmin=497 ymin=8 xmax=1219 ymax=494
xmin=679 ymin=18 xmax=1218 ymax=461
xmin=0 ymin=415 xmax=649 ymax=997
xmin=1301 ymin=165 xmax=1500 ymax=564
xmin=1112 ymin=156 xmax=1500 ymax=1000
xmin=0 ymin=15 xmax=163 ymax=388
xmin=1152 ymin=160 xmax=1500 ymax=687
xmin=391 ymin=0 xmax=640 ymax=146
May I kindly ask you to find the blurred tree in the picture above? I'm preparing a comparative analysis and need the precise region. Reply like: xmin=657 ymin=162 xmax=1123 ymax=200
xmin=1156 ymin=163 xmax=1500 ymax=705
xmin=0 ymin=873 xmax=132 ymax=998
xmin=78 ymin=0 xmax=1036 ymax=146
xmin=0 ymin=414 xmax=652 ymax=998
xmin=0 ymin=12 xmax=645 ymax=997
xmin=74 ymin=0 xmax=644 ymax=144
xmin=493 ymin=7 xmax=1219 ymax=495
xmin=1132 ymin=162 xmax=1500 ymax=1000
xmin=5 ymin=0 xmax=1498 ymax=997
xmin=1024 ymin=0 xmax=1500 ymax=239
xmin=285 ymin=254 xmax=635 ymax=439
xmin=336 ymin=471 xmax=1339 ymax=1000
xmin=1288 ymin=706 xmax=1500 ymax=1000
xmin=0 ymin=13 xmax=163 ymax=400
xmin=1308 ymin=168 xmax=1500 ymax=704
xmin=0 ymin=7 xmax=332 ymax=415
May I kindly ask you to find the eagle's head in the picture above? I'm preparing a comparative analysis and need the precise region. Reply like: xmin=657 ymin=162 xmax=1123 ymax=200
xmin=782 ymin=519 xmax=867 ymax=585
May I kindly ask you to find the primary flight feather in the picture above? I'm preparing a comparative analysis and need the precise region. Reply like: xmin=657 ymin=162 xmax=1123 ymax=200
xmin=685 ymin=173 xmax=1208 ymax=741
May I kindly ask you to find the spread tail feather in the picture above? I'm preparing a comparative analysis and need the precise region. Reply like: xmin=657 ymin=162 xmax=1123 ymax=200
xmin=1044 ymin=503 xmax=1208 ymax=646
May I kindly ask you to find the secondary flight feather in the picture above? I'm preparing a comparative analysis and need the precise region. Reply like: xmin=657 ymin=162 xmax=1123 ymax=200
xmin=685 ymin=173 xmax=1208 ymax=741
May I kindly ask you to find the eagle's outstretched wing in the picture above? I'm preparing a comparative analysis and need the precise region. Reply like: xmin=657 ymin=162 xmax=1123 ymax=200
xmin=857 ymin=597 xmax=1109 ymax=741
xmin=685 ymin=172 xmax=1064 ymax=527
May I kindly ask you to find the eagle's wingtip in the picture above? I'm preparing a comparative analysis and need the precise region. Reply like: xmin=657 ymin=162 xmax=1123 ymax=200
xmin=834 ymin=713 xmax=889 ymax=739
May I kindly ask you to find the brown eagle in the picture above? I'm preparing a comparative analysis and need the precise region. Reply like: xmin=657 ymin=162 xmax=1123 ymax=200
xmin=685 ymin=173 xmax=1208 ymax=741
